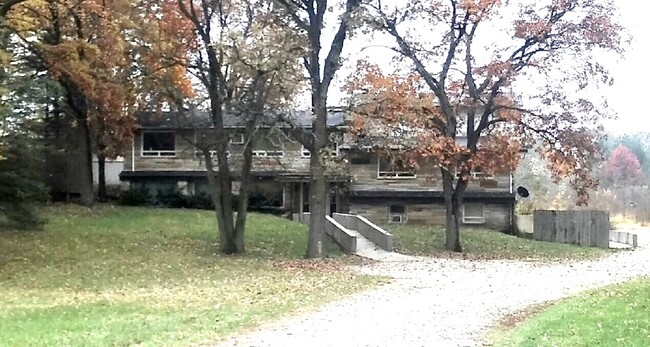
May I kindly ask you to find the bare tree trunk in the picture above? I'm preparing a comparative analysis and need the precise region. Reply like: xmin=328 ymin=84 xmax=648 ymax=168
xmin=233 ymin=124 xmax=255 ymax=253
xmin=97 ymin=154 xmax=106 ymax=201
xmin=77 ymin=118 xmax=94 ymax=206
xmin=305 ymin=98 xmax=329 ymax=258
xmin=273 ymin=0 xmax=360 ymax=258
xmin=216 ymin=141 xmax=241 ymax=254
xmin=307 ymin=152 xmax=327 ymax=258
xmin=204 ymin=149 xmax=239 ymax=254
xmin=442 ymin=169 xmax=462 ymax=252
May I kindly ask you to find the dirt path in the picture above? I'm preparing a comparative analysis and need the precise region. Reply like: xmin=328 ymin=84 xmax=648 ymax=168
xmin=217 ymin=232 xmax=650 ymax=347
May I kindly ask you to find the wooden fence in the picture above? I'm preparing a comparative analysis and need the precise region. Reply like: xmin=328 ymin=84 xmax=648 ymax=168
xmin=533 ymin=210 xmax=610 ymax=249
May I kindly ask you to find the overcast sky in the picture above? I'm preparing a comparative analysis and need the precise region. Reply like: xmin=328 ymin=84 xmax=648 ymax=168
xmin=324 ymin=1 xmax=648 ymax=136
xmin=603 ymin=2 xmax=650 ymax=135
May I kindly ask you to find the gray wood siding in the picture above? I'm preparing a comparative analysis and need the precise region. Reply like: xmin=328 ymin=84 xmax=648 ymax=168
xmin=127 ymin=129 xmax=311 ymax=173
xmin=350 ymin=202 xmax=511 ymax=230
xmin=349 ymin=154 xmax=512 ymax=193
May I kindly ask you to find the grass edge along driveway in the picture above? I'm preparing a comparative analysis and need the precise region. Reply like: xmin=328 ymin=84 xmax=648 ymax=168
xmin=490 ymin=277 xmax=650 ymax=347
xmin=0 ymin=205 xmax=384 ymax=347
xmin=387 ymin=224 xmax=614 ymax=261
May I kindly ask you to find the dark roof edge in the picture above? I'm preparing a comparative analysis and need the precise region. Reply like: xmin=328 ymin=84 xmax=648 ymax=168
xmin=350 ymin=190 xmax=515 ymax=200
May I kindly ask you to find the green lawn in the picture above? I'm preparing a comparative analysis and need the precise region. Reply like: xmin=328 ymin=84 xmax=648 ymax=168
xmin=386 ymin=224 xmax=614 ymax=261
xmin=491 ymin=277 xmax=650 ymax=347
xmin=0 ymin=205 xmax=382 ymax=346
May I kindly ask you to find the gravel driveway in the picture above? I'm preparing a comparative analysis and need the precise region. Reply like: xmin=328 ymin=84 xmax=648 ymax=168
xmin=218 ymin=231 xmax=650 ymax=347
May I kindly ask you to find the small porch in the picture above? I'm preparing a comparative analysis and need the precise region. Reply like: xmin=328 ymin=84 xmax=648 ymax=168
xmin=279 ymin=174 xmax=350 ymax=222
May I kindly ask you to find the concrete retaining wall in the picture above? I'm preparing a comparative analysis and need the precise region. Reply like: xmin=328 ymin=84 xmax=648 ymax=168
xmin=516 ymin=214 xmax=534 ymax=235
xmin=293 ymin=213 xmax=309 ymax=224
xmin=292 ymin=213 xmax=357 ymax=253
xmin=325 ymin=216 xmax=357 ymax=253
xmin=332 ymin=213 xmax=393 ymax=251
xmin=609 ymin=230 xmax=638 ymax=248
xmin=533 ymin=210 xmax=610 ymax=249
xmin=357 ymin=215 xmax=393 ymax=251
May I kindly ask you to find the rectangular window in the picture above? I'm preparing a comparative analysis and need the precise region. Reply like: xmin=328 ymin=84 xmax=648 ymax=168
xmin=253 ymin=136 xmax=284 ymax=157
xmin=463 ymin=203 xmax=485 ymax=224
xmin=139 ymin=181 xmax=177 ymax=196
xmin=301 ymin=145 xmax=311 ymax=158
xmin=252 ymin=150 xmax=284 ymax=157
xmin=230 ymin=133 xmax=245 ymax=145
xmin=455 ymin=168 xmax=494 ymax=180
xmin=329 ymin=142 xmax=339 ymax=157
xmin=301 ymin=143 xmax=338 ymax=158
xmin=389 ymin=204 xmax=406 ymax=224
xmin=249 ymin=184 xmax=285 ymax=209
xmin=195 ymin=150 xmax=230 ymax=158
xmin=350 ymin=151 xmax=372 ymax=165
xmin=378 ymin=156 xmax=416 ymax=179
xmin=142 ymin=132 xmax=175 ymax=157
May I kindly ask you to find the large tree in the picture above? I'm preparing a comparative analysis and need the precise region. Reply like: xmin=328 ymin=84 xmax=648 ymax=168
xmin=149 ymin=0 xmax=303 ymax=254
xmin=274 ymin=0 xmax=362 ymax=258
xmin=603 ymin=133 xmax=649 ymax=171
xmin=0 ymin=54 xmax=49 ymax=228
xmin=2 ymin=0 xmax=184 ymax=205
xmin=347 ymin=0 xmax=623 ymax=251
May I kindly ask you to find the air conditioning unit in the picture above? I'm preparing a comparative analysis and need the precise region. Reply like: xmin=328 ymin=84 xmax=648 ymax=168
xmin=390 ymin=214 xmax=404 ymax=224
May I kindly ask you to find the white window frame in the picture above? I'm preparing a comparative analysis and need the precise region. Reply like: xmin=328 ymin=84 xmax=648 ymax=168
xmin=301 ymin=143 xmax=338 ymax=158
xmin=455 ymin=169 xmax=494 ymax=180
xmin=252 ymin=138 xmax=284 ymax=158
xmin=388 ymin=204 xmax=407 ymax=224
xmin=462 ymin=203 xmax=485 ymax=224
xmin=301 ymin=145 xmax=311 ymax=158
xmin=377 ymin=156 xmax=416 ymax=179
xmin=252 ymin=150 xmax=284 ymax=158
xmin=230 ymin=133 xmax=245 ymax=145
xmin=195 ymin=150 xmax=230 ymax=158
xmin=141 ymin=131 xmax=176 ymax=157
xmin=330 ymin=142 xmax=339 ymax=157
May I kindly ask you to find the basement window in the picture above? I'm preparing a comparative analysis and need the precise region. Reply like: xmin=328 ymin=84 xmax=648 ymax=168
xmin=462 ymin=203 xmax=485 ymax=224
xmin=142 ymin=132 xmax=175 ymax=157
xmin=230 ymin=133 xmax=245 ymax=145
xmin=389 ymin=204 xmax=406 ymax=224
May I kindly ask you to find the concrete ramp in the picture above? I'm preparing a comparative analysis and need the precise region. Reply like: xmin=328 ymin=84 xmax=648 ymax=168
xmin=293 ymin=212 xmax=413 ymax=261
xmin=332 ymin=213 xmax=413 ymax=261
xmin=347 ymin=229 xmax=414 ymax=261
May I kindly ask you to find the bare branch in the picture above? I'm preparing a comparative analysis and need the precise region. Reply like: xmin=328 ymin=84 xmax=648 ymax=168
xmin=321 ymin=0 xmax=361 ymax=94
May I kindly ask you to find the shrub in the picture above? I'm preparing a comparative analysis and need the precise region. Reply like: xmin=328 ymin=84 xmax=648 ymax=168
xmin=153 ymin=188 xmax=188 ymax=208
xmin=0 ymin=132 xmax=48 ymax=230
xmin=118 ymin=187 xmax=151 ymax=206
xmin=187 ymin=192 xmax=214 ymax=210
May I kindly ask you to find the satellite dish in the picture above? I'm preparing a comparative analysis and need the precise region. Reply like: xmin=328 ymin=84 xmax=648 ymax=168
xmin=516 ymin=186 xmax=530 ymax=198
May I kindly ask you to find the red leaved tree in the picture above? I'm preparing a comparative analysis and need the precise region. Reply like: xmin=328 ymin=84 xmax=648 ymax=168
xmin=347 ymin=0 xmax=623 ymax=251
xmin=603 ymin=145 xmax=642 ymax=187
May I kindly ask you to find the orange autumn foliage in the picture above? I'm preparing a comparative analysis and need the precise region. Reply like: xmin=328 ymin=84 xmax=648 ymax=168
xmin=4 ymin=0 xmax=195 ymax=158
xmin=352 ymin=0 xmax=622 ymax=206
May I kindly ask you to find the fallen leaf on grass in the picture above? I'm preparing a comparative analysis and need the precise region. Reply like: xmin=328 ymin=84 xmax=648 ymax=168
xmin=273 ymin=260 xmax=343 ymax=272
